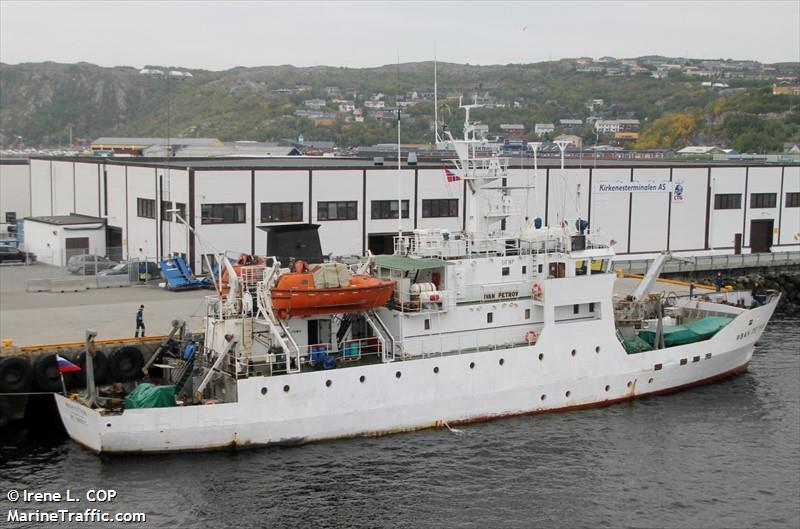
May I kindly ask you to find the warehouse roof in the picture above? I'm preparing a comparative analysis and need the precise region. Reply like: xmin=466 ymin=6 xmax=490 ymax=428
xmin=24 ymin=214 xmax=105 ymax=226
xmin=92 ymin=137 xmax=223 ymax=147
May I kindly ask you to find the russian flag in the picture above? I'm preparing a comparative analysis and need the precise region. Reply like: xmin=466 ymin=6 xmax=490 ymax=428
xmin=56 ymin=355 xmax=81 ymax=374
xmin=444 ymin=168 xmax=461 ymax=182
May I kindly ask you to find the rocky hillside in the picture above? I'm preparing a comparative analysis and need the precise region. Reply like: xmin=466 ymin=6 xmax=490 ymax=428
xmin=0 ymin=58 xmax=797 ymax=150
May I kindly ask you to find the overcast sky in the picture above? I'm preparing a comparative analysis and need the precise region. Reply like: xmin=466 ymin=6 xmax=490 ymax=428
xmin=1 ymin=1 xmax=798 ymax=70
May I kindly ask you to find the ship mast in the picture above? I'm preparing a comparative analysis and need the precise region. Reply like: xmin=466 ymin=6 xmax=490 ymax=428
xmin=439 ymin=95 xmax=513 ymax=243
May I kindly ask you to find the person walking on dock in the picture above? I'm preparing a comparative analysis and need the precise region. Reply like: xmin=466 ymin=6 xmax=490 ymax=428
xmin=135 ymin=305 xmax=145 ymax=337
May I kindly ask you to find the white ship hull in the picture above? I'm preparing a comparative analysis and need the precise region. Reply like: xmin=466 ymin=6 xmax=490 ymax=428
xmin=55 ymin=297 xmax=777 ymax=454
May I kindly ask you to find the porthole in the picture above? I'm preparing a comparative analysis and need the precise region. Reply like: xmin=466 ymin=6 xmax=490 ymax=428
xmin=433 ymin=366 xmax=439 ymax=374
xmin=469 ymin=362 xmax=475 ymax=369
xmin=565 ymin=390 xmax=571 ymax=397
xmin=654 ymin=363 xmax=663 ymax=371
xmin=595 ymin=346 xmax=600 ymax=353
xmin=705 ymin=353 xmax=712 ymax=359
xmin=283 ymin=385 xmax=290 ymax=393
xmin=499 ymin=358 xmax=505 ymax=366
xmin=626 ymin=381 xmax=632 ymax=388
xmin=571 ymin=349 xmax=576 ymax=357
xmin=538 ymin=353 xmax=544 ymax=361
xmin=604 ymin=385 xmax=610 ymax=392
xmin=680 ymin=358 xmax=688 ymax=366
xmin=261 ymin=387 xmax=268 ymax=395
xmin=540 ymin=394 xmax=546 ymax=401
xmin=395 ymin=371 xmax=402 ymax=379
xmin=648 ymin=378 xmax=653 ymax=384
xmin=359 ymin=375 xmax=366 ymax=383
xmin=106 ymin=423 xmax=112 ymax=428
xmin=325 ymin=379 xmax=332 ymax=387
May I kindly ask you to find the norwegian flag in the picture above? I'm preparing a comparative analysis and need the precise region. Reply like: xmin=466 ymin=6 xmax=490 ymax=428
xmin=444 ymin=168 xmax=461 ymax=182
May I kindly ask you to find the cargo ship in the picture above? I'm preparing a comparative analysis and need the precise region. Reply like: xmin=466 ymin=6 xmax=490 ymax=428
xmin=54 ymin=99 xmax=779 ymax=454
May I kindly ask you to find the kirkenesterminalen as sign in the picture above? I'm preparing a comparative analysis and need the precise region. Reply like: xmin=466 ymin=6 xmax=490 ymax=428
xmin=593 ymin=181 xmax=672 ymax=193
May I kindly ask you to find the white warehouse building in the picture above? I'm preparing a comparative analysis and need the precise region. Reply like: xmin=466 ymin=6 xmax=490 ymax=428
xmin=6 ymin=157 xmax=799 ymax=273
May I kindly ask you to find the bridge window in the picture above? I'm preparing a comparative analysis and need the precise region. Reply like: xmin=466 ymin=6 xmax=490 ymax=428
xmin=487 ymin=312 xmax=493 ymax=324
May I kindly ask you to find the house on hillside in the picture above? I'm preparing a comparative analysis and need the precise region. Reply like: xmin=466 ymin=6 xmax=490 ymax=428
xmin=534 ymin=123 xmax=555 ymax=137
xmin=676 ymin=146 xmax=726 ymax=156
xmin=559 ymin=119 xmax=583 ymax=130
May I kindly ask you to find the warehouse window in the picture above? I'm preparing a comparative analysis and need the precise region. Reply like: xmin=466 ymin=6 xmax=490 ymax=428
xmin=261 ymin=202 xmax=302 ymax=223
xmin=714 ymin=193 xmax=741 ymax=210
xmin=421 ymin=198 xmax=458 ymax=218
xmin=161 ymin=201 xmax=186 ymax=222
xmin=318 ymin=201 xmax=357 ymax=221
xmin=137 ymin=198 xmax=156 ymax=219
xmin=202 ymin=203 xmax=246 ymax=224
xmin=750 ymin=193 xmax=776 ymax=209
xmin=371 ymin=200 xmax=409 ymax=219
xmin=786 ymin=192 xmax=800 ymax=208
xmin=5 ymin=212 xmax=16 ymax=225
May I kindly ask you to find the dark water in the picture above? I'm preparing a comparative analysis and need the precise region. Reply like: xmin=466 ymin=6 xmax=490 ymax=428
xmin=2 ymin=319 xmax=798 ymax=529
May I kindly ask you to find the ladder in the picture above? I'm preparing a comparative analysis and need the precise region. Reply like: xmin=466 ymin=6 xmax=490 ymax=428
xmin=364 ymin=310 xmax=398 ymax=362
xmin=254 ymin=262 xmax=302 ymax=374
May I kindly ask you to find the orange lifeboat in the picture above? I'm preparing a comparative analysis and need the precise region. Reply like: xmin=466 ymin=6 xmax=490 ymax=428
xmin=271 ymin=261 xmax=394 ymax=319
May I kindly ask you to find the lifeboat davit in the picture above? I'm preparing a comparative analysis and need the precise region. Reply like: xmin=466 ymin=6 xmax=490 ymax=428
xmin=271 ymin=261 xmax=394 ymax=319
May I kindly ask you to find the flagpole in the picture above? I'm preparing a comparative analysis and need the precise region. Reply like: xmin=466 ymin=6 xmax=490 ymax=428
xmin=59 ymin=371 xmax=67 ymax=396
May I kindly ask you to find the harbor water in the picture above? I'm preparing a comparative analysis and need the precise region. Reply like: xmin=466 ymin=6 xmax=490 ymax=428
xmin=1 ymin=318 xmax=798 ymax=529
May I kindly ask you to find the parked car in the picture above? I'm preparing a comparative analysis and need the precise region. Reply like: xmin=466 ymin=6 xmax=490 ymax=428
xmin=66 ymin=255 xmax=118 ymax=275
xmin=0 ymin=244 xmax=36 ymax=264
xmin=98 ymin=261 xmax=161 ymax=281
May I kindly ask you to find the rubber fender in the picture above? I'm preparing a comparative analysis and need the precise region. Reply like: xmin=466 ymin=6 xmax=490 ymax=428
xmin=0 ymin=398 xmax=13 ymax=427
xmin=0 ymin=356 xmax=33 ymax=393
xmin=33 ymin=354 xmax=62 ymax=393
xmin=109 ymin=346 xmax=144 ymax=381
xmin=75 ymin=351 xmax=110 ymax=386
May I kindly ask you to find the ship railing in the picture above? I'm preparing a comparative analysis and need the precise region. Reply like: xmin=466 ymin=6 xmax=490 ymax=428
xmin=247 ymin=336 xmax=385 ymax=375
xmin=205 ymin=295 xmax=249 ymax=319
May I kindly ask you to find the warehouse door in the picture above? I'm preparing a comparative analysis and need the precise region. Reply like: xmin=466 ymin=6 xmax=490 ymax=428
xmin=106 ymin=226 xmax=123 ymax=261
xmin=65 ymin=237 xmax=90 ymax=262
xmin=749 ymin=219 xmax=773 ymax=253
xmin=368 ymin=234 xmax=395 ymax=255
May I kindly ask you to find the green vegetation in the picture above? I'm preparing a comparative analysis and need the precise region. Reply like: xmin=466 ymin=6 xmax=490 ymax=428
xmin=634 ymin=87 xmax=800 ymax=153
xmin=0 ymin=60 xmax=797 ymax=151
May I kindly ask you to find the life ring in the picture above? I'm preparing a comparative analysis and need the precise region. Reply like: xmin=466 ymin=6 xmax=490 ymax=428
xmin=33 ymin=354 xmax=62 ymax=392
xmin=0 ymin=356 xmax=33 ymax=393
xmin=532 ymin=283 xmax=544 ymax=298
xmin=109 ymin=346 xmax=144 ymax=381
xmin=525 ymin=331 xmax=539 ymax=345
xmin=76 ymin=351 xmax=110 ymax=385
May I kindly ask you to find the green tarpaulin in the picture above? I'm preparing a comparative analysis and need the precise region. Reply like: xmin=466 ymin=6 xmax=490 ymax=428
xmin=623 ymin=335 xmax=654 ymax=354
xmin=124 ymin=383 xmax=176 ymax=409
xmin=638 ymin=316 xmax=731 ymax=348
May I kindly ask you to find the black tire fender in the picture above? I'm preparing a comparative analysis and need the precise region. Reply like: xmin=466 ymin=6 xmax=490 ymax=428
xmin=0 ymin=398 xmax=13 ymax=427
xmin=33 ymin=355 xmax=62 ymax=393
xmin=0 ymin=356 xmax=33 ymax=393
xmin=109 ymin=346 xmax=144 ymax=381
xmin=75 ymin=351 xmax=110 ymax=385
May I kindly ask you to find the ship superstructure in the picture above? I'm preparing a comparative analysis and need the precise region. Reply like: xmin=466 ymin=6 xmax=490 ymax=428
xmin=55 ymin=99 xmax=779 ymax=454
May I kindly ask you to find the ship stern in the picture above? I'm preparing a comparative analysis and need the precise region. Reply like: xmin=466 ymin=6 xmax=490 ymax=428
xmin=54 ymin=395 xmax=104 ymax=453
